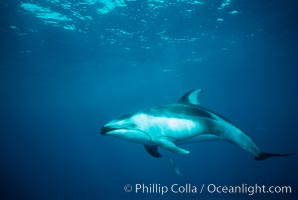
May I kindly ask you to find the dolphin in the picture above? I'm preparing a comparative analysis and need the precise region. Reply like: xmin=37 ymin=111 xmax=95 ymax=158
xmin=101 ymin=89 xmax=294 ymax=160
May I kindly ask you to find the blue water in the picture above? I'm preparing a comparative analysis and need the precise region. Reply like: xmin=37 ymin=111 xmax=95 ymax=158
xmin=0 ymin=0 xmax=297 ymax=199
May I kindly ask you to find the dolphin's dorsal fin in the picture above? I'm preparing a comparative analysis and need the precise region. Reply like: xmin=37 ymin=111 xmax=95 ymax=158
xmin=178 ymin=89 xmax=202 ymax=105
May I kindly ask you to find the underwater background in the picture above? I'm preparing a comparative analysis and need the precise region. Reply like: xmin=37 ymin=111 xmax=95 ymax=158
xmin=0 ymin=0 xmax=297 ymax=199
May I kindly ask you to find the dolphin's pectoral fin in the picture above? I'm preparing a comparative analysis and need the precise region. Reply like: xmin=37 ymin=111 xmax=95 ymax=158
xmin=255 ymin=152 xmax=296 ymax=161
xmin=178 ymin=89 xmax=202 ymax=105
xmin=144 ymin=145 xmax=162 ymax=158
xmin=154 ymin=138 xmax=190 ymax=155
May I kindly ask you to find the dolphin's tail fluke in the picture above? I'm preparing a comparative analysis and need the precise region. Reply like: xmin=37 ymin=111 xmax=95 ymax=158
xmin=255 ymin=152 xmax=296 ymax=161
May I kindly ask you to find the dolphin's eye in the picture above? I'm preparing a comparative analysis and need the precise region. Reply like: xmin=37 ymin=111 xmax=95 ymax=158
xmin=130 ymin=124 xmax=137 ymax=128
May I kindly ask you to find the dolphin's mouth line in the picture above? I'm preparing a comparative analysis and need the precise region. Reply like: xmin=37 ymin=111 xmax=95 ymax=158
xmin=101 ymin=126 xmax=142 ymax=135
xmin=101 ymin=126 xmax=153 ymax=142
xmin=101 ymin=126 xmax=122 ymax=135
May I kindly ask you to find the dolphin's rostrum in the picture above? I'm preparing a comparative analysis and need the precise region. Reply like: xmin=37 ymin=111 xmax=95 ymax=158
xmin=101 ymin=89 xmax=295 ymax=160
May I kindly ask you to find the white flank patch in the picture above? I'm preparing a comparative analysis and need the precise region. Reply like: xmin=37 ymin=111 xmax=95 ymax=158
xmin=133 ymin=113 xmax=196 ymax=133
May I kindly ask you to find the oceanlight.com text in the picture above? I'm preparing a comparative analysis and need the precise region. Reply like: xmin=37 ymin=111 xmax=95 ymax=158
xmin=206 ymin=183 xmax=292 ymax=196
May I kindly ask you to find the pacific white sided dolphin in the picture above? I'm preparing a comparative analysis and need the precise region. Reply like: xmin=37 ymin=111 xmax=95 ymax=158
xmin=101 ymin=89 xmax=294 ymax=160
